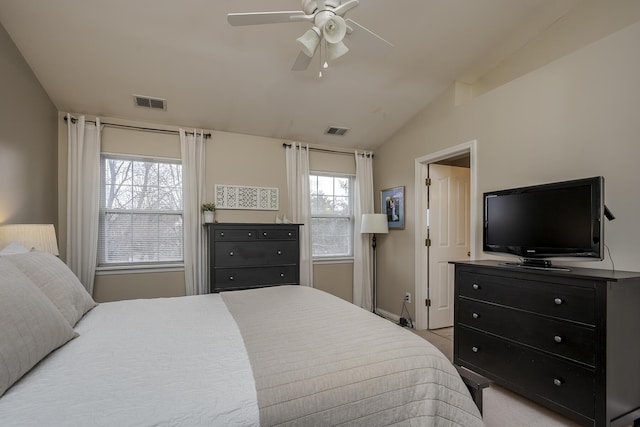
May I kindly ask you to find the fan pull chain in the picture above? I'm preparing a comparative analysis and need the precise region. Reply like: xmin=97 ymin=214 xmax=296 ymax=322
xmin=319 ymin=39 xmax=327 ymax=78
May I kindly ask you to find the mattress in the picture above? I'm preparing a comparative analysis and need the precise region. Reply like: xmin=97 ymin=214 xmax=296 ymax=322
xmin=0 ymin=285 xmax=483 ymax=426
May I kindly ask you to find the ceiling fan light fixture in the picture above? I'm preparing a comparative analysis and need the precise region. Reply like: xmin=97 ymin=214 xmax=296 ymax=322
xmin=296 ymin=27 xmax=322 ymax=57
xmin=228 ymin=0 xmax=391 ymax=72
xmin=326 ymin=40 xmax=349 ymax=62
xmin=323 ymin=16 xmax=347 ymax=44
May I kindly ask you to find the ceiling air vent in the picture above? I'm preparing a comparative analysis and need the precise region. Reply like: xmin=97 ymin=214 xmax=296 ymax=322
xmin=325 ymin=126 xmax=349 ymax=136
xmin=133 ymin=95 xmax=167 ymax=111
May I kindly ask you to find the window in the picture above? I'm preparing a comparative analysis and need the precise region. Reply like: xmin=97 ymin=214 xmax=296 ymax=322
xmin=310 ymin=173 xmax=354 ymax=259
xmin=98 ymin=155 xmax=183 ymax=267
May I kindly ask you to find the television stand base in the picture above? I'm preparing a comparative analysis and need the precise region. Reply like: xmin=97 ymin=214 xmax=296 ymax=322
xmin=499 ymin=260 xmax=571 ymax=272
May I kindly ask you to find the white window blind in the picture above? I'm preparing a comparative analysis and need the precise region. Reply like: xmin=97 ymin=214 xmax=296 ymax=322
xmin=98 ymin=155 xmax=183 ymax=266
xmin=310 ymin=173 xmax=354 ymax=258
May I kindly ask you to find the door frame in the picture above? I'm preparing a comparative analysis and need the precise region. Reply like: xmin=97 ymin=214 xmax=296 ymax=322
xmin=413 ymin=140 xmax=478 ymax=330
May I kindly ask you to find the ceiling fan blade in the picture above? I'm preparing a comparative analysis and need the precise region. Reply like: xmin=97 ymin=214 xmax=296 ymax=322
xmin=316 ymin=0 xmax=326 ymax=12
xmin=345 ymin=18 xmax=393 ymax=47
xmin=292 ymin=51 xmax=313 ymax=71
xmin=227 ymin=11 xmax=305 ymax=26
xmin=333 ymin=0 xmax=359 ymax=16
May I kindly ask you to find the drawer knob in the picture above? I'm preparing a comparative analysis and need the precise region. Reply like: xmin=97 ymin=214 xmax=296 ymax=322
xmin=277 ymin=250 xmax=282 ymax=255
xmin=472 ymin=313 xmax=479 ymax=319
xmin=472 ymin=346 xmax=479 ymax=353
xmin=288 ymin=232 xmax=292 ymax=236
xmin=554 ymin=297 xmax=563 ymax=305
xmin=229 ymin=276 xmax=234 ymax=281
xmin=553 ymin=378 xmax=563 ymax=387
xmin=229 ymin=251 xmax=234 ymax=256
xmin=248 ymin=232 xmax=252 ymax=237
xmin=220 ymin=232 xmax=224 ymax=237
xmin=263 ymin=232 xmax=268 ymax=236
xmin=280 ymin=273 xmax=285 ymax=277
xmin=472 ymin=283 xmax=480 ymax=290
xmin=554 ymin=335 xmax=563 ymax=343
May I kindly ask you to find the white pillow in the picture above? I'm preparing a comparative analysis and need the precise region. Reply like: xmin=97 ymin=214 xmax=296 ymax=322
xmin=0 ymin=258 xmax=78 ymax=397
xmin=0 ymin=241 xmax=30 ymax=256
xmin=5 ymin=252 xmax=97 ymax=327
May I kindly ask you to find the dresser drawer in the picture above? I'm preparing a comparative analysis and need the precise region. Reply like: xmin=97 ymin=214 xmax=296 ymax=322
xmin=457 ymin=270 xmax=596 ymax=325
xmin=214 ymin=241 xmax=298 ymax=267
xmin=458 ymin=299 xmax=595 ymax=366
xmin=213 ymin=228 xmax=258 ymax=241
xmin=213 ymin=265 xmax=298 ymax=290
xmin=257 ymin=228 xmax=298 ymax=240
xmin=457 ymin=326 xmax=595 ymax=418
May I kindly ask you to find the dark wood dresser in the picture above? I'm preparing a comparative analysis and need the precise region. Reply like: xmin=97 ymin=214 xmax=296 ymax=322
xmin=451 ymin=260 xmax=640 ymax=427
xmin=207 ymin=223 xmax=300 ymax=292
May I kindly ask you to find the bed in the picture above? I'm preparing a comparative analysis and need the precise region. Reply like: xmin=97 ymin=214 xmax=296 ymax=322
xmin=0 ymin=250 xmax=484 ymax=426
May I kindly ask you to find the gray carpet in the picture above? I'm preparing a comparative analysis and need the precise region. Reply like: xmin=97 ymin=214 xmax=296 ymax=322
xmin=411 ymin=327 xmax=582 ymax=427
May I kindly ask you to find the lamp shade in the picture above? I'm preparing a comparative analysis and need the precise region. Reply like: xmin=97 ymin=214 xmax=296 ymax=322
xmin=0 ymin=224 xmax=59 ymax=255
xmin=322 ymin=16 xmax=347 ymax=44
xmin=296 ymin=27 xmax=321 ymax=57
xmin=360 ymin=214 xmax=389 ymax=234
xmin=326 ymin=40 xmax=349 ymax=62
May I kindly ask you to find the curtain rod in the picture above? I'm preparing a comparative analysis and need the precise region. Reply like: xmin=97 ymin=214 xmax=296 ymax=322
xmin=63 ymin=115 xmax=211 ymax=139
xmin=282 ymin=143 xmax=373 ymax=158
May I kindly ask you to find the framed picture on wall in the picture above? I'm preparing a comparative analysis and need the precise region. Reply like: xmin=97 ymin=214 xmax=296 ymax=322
xmin=381 ymin=186 xmax=405 ymax=230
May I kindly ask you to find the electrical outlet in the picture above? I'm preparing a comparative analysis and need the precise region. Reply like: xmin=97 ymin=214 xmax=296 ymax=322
xmin=404 ymin=292 xmax=411 ymax=304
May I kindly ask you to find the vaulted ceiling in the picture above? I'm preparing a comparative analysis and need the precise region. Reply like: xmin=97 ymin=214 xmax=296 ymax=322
xmin=0 ymin=0 xmax=580 ymax=149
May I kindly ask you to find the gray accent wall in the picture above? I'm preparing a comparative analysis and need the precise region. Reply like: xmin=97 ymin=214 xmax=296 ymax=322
xmin=0 ymin=22 xmax=58 ymax=226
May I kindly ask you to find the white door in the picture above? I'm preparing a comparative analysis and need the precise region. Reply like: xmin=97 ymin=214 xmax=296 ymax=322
xmin=428 ymin=164 xmax=470 ymax=329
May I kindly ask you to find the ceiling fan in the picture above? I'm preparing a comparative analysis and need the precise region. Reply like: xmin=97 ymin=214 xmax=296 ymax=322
xmin=227 ymin=0 xmax=392 ymax=74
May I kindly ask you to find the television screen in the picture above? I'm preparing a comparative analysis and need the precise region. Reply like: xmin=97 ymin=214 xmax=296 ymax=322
xmin=483 ymin=177 xmax=603 ymax=263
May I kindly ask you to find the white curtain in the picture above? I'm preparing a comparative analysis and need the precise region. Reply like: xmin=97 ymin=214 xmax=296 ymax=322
xmin=180 ymin=129 xmax=207 ymax=296
xmin=353 ymin=151 xmax=374 ymax=310
xmin=66 ymin=114 xmax=101 ymax=295
xmin=285 ymin=143 xmax=313 ymax=287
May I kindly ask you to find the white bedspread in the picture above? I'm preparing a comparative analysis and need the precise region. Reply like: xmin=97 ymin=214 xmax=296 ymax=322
xmin=223 ymin=286 xmax=484 ymax=427
xmin=0 ymin=294 xmax=259 ymax=426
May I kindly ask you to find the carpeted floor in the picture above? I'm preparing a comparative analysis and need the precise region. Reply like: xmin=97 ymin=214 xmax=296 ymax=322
xmin=411 ymin=327 xmax=582 ymax=427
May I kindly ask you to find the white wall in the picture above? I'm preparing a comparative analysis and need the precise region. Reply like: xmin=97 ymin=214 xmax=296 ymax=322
xmin=374 ymin=11 xmax=640 ymax=319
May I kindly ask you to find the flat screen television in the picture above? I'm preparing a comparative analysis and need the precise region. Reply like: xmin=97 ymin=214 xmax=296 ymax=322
xmin=483 ymin=176 xmax=604 ymax=269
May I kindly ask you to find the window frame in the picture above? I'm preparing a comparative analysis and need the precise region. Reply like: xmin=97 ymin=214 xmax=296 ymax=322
xmin=309 ymin=171 xmax=355 ymax=262
xmin=97 ymin=153 xmax=184 ymax=272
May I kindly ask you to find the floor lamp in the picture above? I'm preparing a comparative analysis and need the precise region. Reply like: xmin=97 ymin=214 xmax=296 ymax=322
xmin=360 ymin=214 xmax=389 ymax=313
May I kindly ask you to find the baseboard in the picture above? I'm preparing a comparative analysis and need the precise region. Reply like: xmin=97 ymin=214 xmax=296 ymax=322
xmin=376 ymin=308 xmax=401 ymax=323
